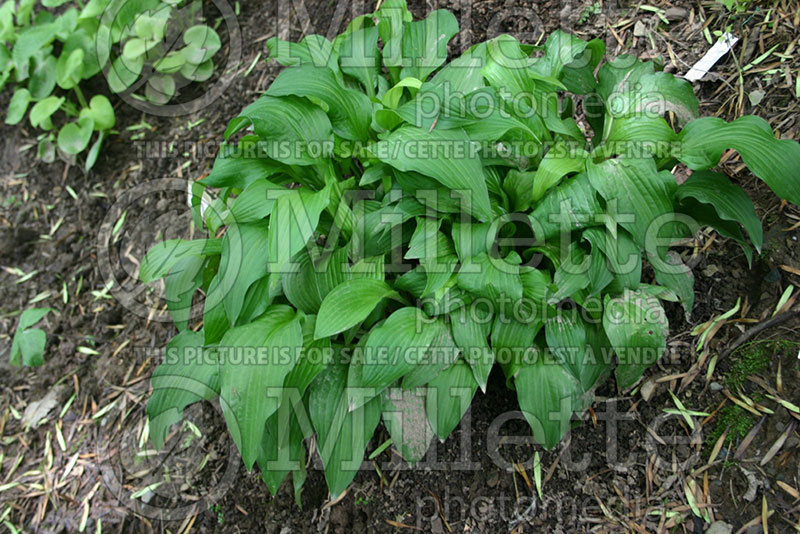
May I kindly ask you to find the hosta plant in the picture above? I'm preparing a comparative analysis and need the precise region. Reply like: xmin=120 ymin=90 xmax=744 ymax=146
xmin=0 ymin=0 xmax=220 ymax=169
xmin=141 ymin=0 xmax=800 ymax=501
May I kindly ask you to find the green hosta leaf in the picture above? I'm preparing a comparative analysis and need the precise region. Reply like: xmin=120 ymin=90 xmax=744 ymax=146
xmin=282 ymin=248 xmax=351 ymax=314
xmin=315 ymin=278 xmax=398 ymax=339
xmin=529 ymin=172 xmax=603 ymax=242
xmin=606 ymin=71 xmax=698 ymax=127
xmin=267 ymin=184 xmax=331 ymax=275
xmin=350 ymin=307 xmax=450 ymax=407
xmin=376 ymin=0 xmax=411 ymax=72
xmin=532 ymin=142 xmax=589 ymax=202
xmin=284 ymin=316 xmax=332 ymax=395
xmin=266 ymin=34 xmax=338 ymax=71
xmin=426 ymin=358 xmax=478 ymax=440
xmin=211 ymin=222 xmax=270 ymax=326
xmin=382 ymin=77 xmax=422 ymax=108
xmin=57 ymin=117 xmax=94 ymax=155
xmin=218 ymin=305 xmax=303 ymax=469
xmin=339 ymin=26 xmax=381 ymax=96
xmin=400 ymin=318 xmax=458 ymax=389
xmin=6 ymin=88 xmax=31 ymax=125
xmin=586 ymin=157 xmax=677 ymax=252
xmin=259 ymin=319 xmax=321 ymax=495
xmin=382 ymin=387 xmax=434 ymax=463
xmin=309 ymin=362 xmax=380 ymax=499
xmin=581 ymin=228 xmax=641 ymax=293
xmin=653 ymin=250 xmax=695 ymax=319
xmin=373 ymin=127 xmax=493 ymax=222
xmin=203 ymin=141 xmax=287 ymax=189
xmin=549 ymin=242 xmax=591 ymax=304
xmin=504 ymin=170 xmax=534 ymax=212
xmin=515 ymin=349 xmax=581 ymax=449
xmin=602 ymin=115 xmax=677 ymax=155
xmin=236 ymin=276 xmax=278 ymax=326
xmin=675 ymin=172 xmax=760 ymax=266
xmin=354 ymin=307 xmax=441 ymax=394
xmin=182 ymin=25 xmax=221 ymax=64
xmin=266 ymin=65 xmax=372 ymax=140
xmin=561 ymin=38 xmax=604 ymax=95
xmin=10 ymin=308 xmax=52 ymax=367
xmin=675 ymin=115 xmax=800 ymax=206
xmin=227 ymin=178 xmax=288 ymax=223
xmin=351 ymin=256 xmax=386 ymax=281
xmin=544 ymin=312 xmax=609 ymax=393
xmin=399 ymin=9 xmax=458 ymax=81
xmin=457 ymin=252 xmax=523 ymax=309
xmin=164 ymin=255 xmax=204 ymax=331
xmin=146 ymin=330 xmax=219 ymax=449
xmin=492 ymin=310 xmax=544 ymax=385
xmin=598 ymin=55 xmax=698 ymax=128
xmin=259 ymin=390 xmax=309 ymax=495
xmin=531 ymin=30 xmax=590 ymax=80
xmin=603 ymin=289 xmax=668 ymax=390
xmin=226 ymin=95 xmax=333 ymax=166
xmin=140 ymin=238 xmax=222 ymax=283
xmin=482 ymin=34 xmax=536 ymax=97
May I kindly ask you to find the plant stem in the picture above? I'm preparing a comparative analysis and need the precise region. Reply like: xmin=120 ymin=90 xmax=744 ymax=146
xmin=73 ymin=86 xmax=88 ymax=109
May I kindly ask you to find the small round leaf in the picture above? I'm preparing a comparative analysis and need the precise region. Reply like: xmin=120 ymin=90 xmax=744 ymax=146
xmin=29 ymin=54 xmax=57 ymax=100
xmin=153 ymin=51 xmax=185 ymax=73
xmin=57 ymin=117 xmax=94 ymax=154
xmin=30 ymin=96 xmax=64 ymax=129
xmin=145 ymin=74 xmax=176 ymax=105
xmin=107 ymin=54 xmax=144 ymax=93
xmin=56 ymin=47 xmax=85 ymax=89
xmin=180 ymin=58 xmax=213 ymax=82
xmin=6 ymin=88 xmax=31 ymax=125
xmin=79 ymin=95 xmax=115 ymax=131
xmin=181 ymin=25 xmax=221 ymax=64
xmin=123 ymin=38 xmax=147 ymax=60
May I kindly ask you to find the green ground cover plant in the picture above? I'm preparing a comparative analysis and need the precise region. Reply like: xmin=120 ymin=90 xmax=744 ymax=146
xmin=1 ymin=0 xmax=221 ymax=169
xmin=140 ymin=0 xmax=800 ymax=500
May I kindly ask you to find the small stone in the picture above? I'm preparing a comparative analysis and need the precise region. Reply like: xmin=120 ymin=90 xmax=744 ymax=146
xmin=749 ymin=90 xmax=765 ymax=107
xmin=706 ymin=521 xmax=733 ymax=534
xmin=640 ymin=378 xmax=657 ymax=402
xmin=710 ymin=382 xmax=724 ymax=392
xmin=665 ymin=7 xmax=688 ymax=21
xmin=633 ymin=20 xmax=647 ymax=37
xmin=140 ymin=488 xmax=155 ymax=504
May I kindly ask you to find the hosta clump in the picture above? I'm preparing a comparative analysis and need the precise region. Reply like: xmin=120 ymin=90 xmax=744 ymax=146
xmin=142 ymin=0 xmax=800 ymax=501
xmin=0 ymin=0 xmax=220 ymax=169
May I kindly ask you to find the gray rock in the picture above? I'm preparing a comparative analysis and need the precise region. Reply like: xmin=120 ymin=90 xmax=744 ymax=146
xmin=706 ymin=521 xmax=733 ymax=534
xmin=665 ymin=7 xmax=688 ymax=20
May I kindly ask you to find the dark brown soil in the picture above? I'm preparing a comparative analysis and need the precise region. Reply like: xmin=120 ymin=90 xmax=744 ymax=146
xmin=1 ymin=1 xmax=799 ymax=533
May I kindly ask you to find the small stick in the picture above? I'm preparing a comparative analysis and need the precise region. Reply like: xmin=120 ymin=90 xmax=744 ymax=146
xmin=719 ymin=308 xmax=800 ymax=361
